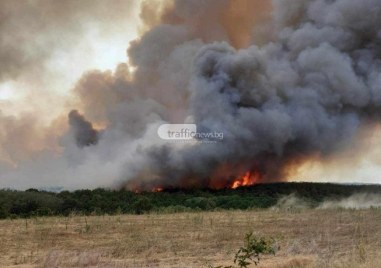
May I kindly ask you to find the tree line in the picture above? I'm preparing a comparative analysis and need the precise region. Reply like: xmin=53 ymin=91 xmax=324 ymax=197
xmin=0 ymin=182 xmax=380 ymax=219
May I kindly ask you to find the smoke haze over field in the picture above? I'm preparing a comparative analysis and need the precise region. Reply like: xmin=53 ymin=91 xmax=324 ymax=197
xmin=273 ymin=193 xmax=381 ymax=210
xmin=1 ymin=0 xmax=381 ymax=190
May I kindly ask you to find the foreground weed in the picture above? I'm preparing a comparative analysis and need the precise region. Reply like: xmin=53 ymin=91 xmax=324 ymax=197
xmin=211 ymin=232 xmax=276 ymax=268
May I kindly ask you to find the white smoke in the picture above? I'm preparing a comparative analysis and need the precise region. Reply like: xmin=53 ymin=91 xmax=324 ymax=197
xmin=272 ymin=194 xmax=312 ymax=210
xmin=273 ymin=193 xmax=381 ymax=210
xmin=319 ymin=193 xmax=381 ymax=209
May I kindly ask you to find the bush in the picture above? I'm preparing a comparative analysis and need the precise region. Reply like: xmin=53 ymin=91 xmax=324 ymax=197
xmin=132 ymin=197 xmax=153 ymax=214
xmin=35 ymin=207 xmax=52 ymax=216
xmin=155 ymin=205 xmax=192 ymax=214
xmin=0 ymin=207 xmax=8 ymax=219
xmin=185 ymin=197 xmax=216 ymax=210
xmin=211 ymin=232 xmax=276 ymax=268
xmin=233 ymin=232 xmax=276 ymax=267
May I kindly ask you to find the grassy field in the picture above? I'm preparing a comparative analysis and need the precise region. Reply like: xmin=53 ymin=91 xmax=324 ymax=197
xmin=0 ymin=209 xmax=380 ymax=267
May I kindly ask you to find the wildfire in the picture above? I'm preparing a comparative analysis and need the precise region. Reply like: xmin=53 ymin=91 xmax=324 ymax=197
xmin=131 ymin=187 xmax=163 ymax=193
xmin=231 ymin=171 xmax=259 ymax=189
xmin=152 ymin=187 xmax=163 ymax=192
xmin=125 ymin=167 xmax=262 ymax=192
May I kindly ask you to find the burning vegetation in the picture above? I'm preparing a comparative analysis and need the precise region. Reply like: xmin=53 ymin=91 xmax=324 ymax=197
xmin=231 ymin=171 xmax=260 ymax=189
xmin=1 ymin=0 xmax=381 ymax=190
xmin=124 ymin=165 xmax=264 ymax=191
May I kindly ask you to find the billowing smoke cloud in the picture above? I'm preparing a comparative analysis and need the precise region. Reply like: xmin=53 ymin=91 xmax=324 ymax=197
xmin=1 ymin=0 xmax=381 ymax=190
xmin=68 ymin=110 xmax=99 ymax=148
xmin=120 ymin=0 xmax=381 ymax=189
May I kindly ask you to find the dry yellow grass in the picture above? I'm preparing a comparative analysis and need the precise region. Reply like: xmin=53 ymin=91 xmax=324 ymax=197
xmin=0 ymin=209 xmax=380 ymax=267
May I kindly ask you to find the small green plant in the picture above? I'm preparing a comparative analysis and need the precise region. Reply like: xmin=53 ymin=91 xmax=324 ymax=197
xmin=234 ymin=232 xmax=276 ymax=267
xmin=211 ymin=232 xmax=276 ymax=268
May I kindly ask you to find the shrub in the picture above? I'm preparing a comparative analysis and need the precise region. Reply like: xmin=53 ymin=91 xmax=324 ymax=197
xmin=185 ymin=197 xmax=216 ymax=210
xmin=0 ymin=207 xmax=8 ymax=219
xmin=233 ymin=232 xmax=276 ymax=267
xmin=132 ymin=197 xmax=153 ymax=214
xmin=211 ymin=232 xmax=276 ymax=268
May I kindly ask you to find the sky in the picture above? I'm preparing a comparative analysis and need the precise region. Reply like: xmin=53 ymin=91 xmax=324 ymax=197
xmin=0 ymin=0 xmax=139 ymax=118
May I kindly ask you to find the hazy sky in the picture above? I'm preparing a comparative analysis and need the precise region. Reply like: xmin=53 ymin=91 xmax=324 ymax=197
xmin=0 ymin=0 xmax=139 ymax=118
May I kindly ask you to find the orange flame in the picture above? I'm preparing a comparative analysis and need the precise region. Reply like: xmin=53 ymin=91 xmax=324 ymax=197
xmin=231 ymin=171 xmax=259 ymax=189
xmin=125 ymin=166 xmax=262 ymax=191
xmin=152 ymin=187 xmax=163 ymax=192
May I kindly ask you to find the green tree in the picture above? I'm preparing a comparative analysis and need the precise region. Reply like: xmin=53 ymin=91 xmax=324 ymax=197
xmin=132 ymin=197 xmax=153 ymax=214
xmin=0 ymin=207 xmax=8 ymax=219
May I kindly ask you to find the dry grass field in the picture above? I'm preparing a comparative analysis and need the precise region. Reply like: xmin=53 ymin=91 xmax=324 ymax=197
xmin=0 ymin=209 xmax=380 ymax=267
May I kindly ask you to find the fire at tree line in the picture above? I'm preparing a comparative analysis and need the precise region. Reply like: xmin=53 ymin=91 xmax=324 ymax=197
xmin=0 ymin=183 xmax=380 ymax=219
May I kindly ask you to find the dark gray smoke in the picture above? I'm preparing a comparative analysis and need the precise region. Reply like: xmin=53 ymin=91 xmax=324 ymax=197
xmin=67 ymin=0 xmax=381 ymax=189
xmin=68 ymin=110 xmax=99 ymax=148
xmin=1 ymin=0 xmax=381 ymax=190
xmin=119 ymin=0 xmax=381 ymax=189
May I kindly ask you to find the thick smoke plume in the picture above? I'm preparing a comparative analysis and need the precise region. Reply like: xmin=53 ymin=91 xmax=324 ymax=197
xmin=1 ymin=0 xmax=381 ymax=190
xmin=68 ymin=110 xmax=99 ymax=148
